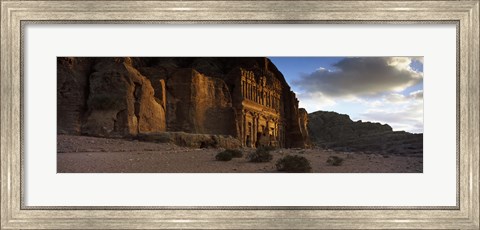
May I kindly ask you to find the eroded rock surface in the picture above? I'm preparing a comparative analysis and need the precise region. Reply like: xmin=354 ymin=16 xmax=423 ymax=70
xmin=57 ymin=57 xmax=93 ymax=134
xmin=57 ymin=57 xmax=309 ymax=148
xmin=81 ymin=58 xmax=166 ymax=137
xmin=165 ymin=68 xmax=236 ymax=136
xmin=308 ymin=111 xmax=422 ymax=156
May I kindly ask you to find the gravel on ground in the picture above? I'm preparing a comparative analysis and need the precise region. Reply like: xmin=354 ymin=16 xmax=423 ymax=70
xmin=57 ymin=135 xmax=422 ymax=173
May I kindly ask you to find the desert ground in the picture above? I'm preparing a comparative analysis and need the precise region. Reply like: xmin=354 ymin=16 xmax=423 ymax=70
xmin=57 ymin=135 xmax=422 ymax=173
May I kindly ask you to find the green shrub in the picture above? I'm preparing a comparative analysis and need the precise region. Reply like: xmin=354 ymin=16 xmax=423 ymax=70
xmin=215 ymin=151 xmax=233 ymax=161
xmin=247 ymin=147 xmax=273 ymax=162
xmin=327 ymin=156 xmax=344 ymax=166
xmin=276 ymin=155 xmax=312 ymax=173
xmin=224 ymin=149 xmax=243 ymax=158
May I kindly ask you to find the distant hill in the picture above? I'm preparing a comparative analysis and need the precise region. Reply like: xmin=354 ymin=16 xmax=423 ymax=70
xmin=307 ymin=110 xmax=423 ymax=156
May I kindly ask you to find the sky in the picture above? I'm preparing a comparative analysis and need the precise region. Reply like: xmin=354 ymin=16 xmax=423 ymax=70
xmin=269 ymin=57 xmax=424 ymax=133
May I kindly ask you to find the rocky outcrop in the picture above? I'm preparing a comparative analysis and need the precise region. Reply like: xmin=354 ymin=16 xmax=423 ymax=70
xmin=298 ymin=108 xmax=310 ymax=147
xmin=57 ymin=57 xmax=309 ymax=148
xmin=283 ymin=92 xmax=310 ymax=148
xmin=57 ymin=57 xmax=93 ymax=134
xmin=165 ymin=68 xmax=236 ymax=136
xmin=308 ymin=111 xmax=422 ymax=156
xmin=136 ymin=132 xmax=241 ymax=149
xmin=81 ymin=58 xmax=166 ymax=137
xmin=308 ymin=111 xmax=392 ymax=143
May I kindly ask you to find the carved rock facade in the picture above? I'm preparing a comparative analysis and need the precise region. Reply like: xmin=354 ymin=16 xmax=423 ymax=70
xmin=57 ymin=57 xmax=309 ymax=148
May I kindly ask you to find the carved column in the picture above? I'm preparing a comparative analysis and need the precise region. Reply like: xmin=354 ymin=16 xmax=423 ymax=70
xmin=254 ymin=113 xmax=260 ymax=146
xmin=240 ymin=80 xmax=243 ymax=97
xmin=245 ymin=81 xmax=248 ymax=98
xmin=242 ymin=110 xmax=246 ymax=146
xmin=251 ymin=83 xmax=254 ymax=100
xmin=267 ymin=92 xmax=269 ymax=107
xmin=252 ymin=112 xmax=255 ymax=146
xmin=276 ymin=122 xmax=279 ymax=139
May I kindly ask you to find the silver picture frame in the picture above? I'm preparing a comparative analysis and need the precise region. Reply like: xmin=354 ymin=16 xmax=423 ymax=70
xmin=1 ymin=0 xmax=478 ymax=229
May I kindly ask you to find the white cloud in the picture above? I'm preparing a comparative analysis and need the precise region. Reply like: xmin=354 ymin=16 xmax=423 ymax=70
xmin=359 ymin=97 xmax=423 ymax=133
xmin=385 ymin=93 xmax=408 ymax=103
xmin=409 ymin=90 xmax=423 ymax=100
xmin=292 ymin=57 xmax=423 ymax=98
xmin=316 ymin=66 xmax=329 ymax=72
xmin=290 ymin=57 xmax=424 ymax=133
xmin=388 ymin=57 xmax=412 ymax=71
xmin=384 ymin=90 xmax=423 ymax=104
xmin=298 ymin=93 xmax=424 ymax=133
xmin=367 ymin=100 xmax=383 ymax=107
xmin=297 ymin=92 xmax=336 ymax=113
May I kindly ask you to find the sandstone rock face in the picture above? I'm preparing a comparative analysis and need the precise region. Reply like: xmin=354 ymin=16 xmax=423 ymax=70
xmin=57 ymin=57 xmax=93 ymax=134
xmin=283 ymin=92 xmax=308 ymax=148
xmin=137 ymin=132 xmax=241 ymax=149
xmin=298 ymin=108 xmax=310 ymax=147
xmin=308 ymin=111 xmax=392 ymax=143
xmin=57 ymin=57 xmax=309 ymax=148
xmin=308 ymin=111 xmax=422 ymax=156
xmin=81 ymin=58 xmax=166 ymax=137
xmin=166 ymin=68 xmax=236 ymax=136
xmin=137 ymin=66 xmax=168 ymax=108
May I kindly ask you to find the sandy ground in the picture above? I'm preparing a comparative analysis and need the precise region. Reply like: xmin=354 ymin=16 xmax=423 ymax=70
xmin=57 ymin=135 xmax=422 ymax=173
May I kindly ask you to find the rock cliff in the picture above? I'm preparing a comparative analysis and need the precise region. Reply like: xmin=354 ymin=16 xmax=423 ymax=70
xmin=81 ymin=58 xmax=166 ymax=137
xmin=57 ymin=57 xmax=93 ymax=134
xmin=57 ymin=57 xmax=309 ymax=148
xmin=164 ymin=68 xmax=236 ymax=136
xmin=308 ymin=111 xmax=422 ymax=156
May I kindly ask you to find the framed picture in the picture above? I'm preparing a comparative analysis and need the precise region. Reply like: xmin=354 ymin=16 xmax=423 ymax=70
xmin=1 ymin=0 xmax=478 ymax=229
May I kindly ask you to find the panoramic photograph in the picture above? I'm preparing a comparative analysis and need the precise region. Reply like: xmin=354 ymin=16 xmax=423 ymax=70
xmin=57 ymin=57 xmax=423 ymax=173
